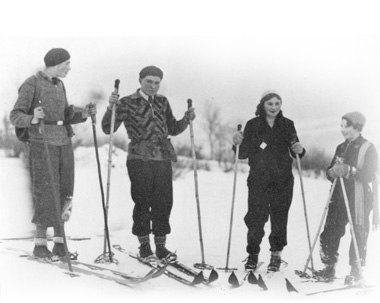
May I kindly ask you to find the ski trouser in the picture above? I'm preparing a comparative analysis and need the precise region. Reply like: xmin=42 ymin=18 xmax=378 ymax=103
xmin=29 ymin=141 xmax=74 ymax=235
xmin=244 ymin=175 xmax=294 ymax=255
xmin=319 ymin=197 xmax=371 ymax=267
xmin=127 ymin=159 xmax=173 ymax=237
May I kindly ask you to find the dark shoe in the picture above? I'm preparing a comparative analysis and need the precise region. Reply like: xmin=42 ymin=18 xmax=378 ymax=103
xmin=52 ymin=243 xmax=65 ymax=257
xmin=244 ymin=254 xmax=259 ymax=271
xmin=139 ymin=242 xmax=154 ymax=259
xmin=155 ymin=244 xmax=177 ymax=260
xmin=314 ymin=264 xmax=336 ymax=282
xmin=52 ymin=243 xmax=78 ymax=260
xmin=33 ymin=245 xmax=54 ymax=259
xmin=267 ymin=254 xmax=281 ymax=272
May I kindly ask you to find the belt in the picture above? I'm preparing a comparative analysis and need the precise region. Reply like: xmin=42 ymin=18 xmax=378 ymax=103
xmin=43 ymin=120 xmax=67 ymax=125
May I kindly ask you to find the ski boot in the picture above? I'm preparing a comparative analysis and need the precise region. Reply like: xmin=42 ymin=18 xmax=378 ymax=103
xmin=139 ymin=242 xmax=154 ymax=258
xmin=155 ymin=244 xmax=177 ymax=261
xmin=313 ymin=264 xmax=336 ymax=282
xmin=267 ymin=251 xmax=282 ymax=272
xmin=52 ymin=242 xmax=78 ymax=261
xmin=33 ymin=245 xmax=57 ymax=261
xmin=244 ymin=254 xmax=259 ymax=271
xmin=137 ymin=235 xmax=156 ymax=263
xmin=154 ymin=236 xmax=177 ymax=261
xmin=344 ymin=265 xmax=362 ymax=285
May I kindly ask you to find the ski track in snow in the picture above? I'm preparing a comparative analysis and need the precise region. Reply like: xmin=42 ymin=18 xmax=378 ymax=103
xmin=1 ymin=147 xmax=379 ymax=302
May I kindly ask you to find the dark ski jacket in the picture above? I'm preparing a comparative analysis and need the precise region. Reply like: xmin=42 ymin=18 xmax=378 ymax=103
xmin=237 ymin=112 xmax=305 ymax=185
xmin=101 ymin=89 xmax=189 ymax=162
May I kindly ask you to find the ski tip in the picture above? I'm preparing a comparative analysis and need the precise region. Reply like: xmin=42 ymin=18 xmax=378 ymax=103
xmin=285 ymin=278 xmax=298 ymax=293
xmin=258 ymin=274 xmax=268 ymax=291
xmin=208 ymin=269 xmax=219 ymax=283
xmin=247 ymin=271 xmax=258 ymax=285
xmin=228 ymin=271 xmax=240 ymax=287
xmin=192 ymin=271 xmax=204 ymax=285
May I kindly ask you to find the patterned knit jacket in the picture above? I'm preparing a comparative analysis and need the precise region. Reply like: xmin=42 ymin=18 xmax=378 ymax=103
xmin=9 ymin=71 xmax=87 ymax=146
xmin=327 ymin=135 xmax=378 ymax=207
xmin=101 ymin=90 xmax=189 ymax=162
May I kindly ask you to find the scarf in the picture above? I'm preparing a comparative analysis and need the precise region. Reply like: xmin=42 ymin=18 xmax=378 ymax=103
xmin=354 ymin=141 xmax=379 ymax=229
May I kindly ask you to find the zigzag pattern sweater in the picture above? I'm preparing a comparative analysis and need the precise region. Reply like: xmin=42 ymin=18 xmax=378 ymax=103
xmin=101 ymin=90 xmax=189 ymax=162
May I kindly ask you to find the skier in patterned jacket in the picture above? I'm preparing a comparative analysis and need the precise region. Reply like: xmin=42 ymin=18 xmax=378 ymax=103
xmin=315 ymin=112 xmax=378 ymax=284
xmin=232 ymin=91 xmax=305 ymax=272
xmin=101 ymin=66 xmax=195 ymax=260
xmin=10 ymin=48 xmax=96 ymax=260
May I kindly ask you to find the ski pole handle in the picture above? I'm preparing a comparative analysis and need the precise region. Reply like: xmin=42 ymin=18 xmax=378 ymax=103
xmin=90 ymin=102 xmax=96 ymax=124
xmin=114 ymin=79 xmax=120 ymax=94
xmin=237 ymin=124 xmax=242 ymax=132
xmin=187 ymin=98 xmax=192 ymax=110
xmin=109 ymin=79 xmax=120 ymax=133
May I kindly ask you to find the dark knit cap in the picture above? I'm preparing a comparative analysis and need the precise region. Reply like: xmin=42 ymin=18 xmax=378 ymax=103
xmin=139 ymin=66 xmax=163 ymax=80
xmin=44 ymin=48 xmax=71 ymax=67
xmin=342 ymin=111 xmax=366 ymax=127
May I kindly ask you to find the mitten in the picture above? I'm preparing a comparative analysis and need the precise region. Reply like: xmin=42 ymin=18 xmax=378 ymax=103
xmin=62 ymin=197 xmax=73 ymax=222
xmin=327 ymin=167 xmax=338 ymax=179
xmin=184 ymin=107 xmax=196 ymax=123
xmin=332 ymin=162 xmax=350 ymax=178
xmin=233 ymin=132 xmax=243 ymax=145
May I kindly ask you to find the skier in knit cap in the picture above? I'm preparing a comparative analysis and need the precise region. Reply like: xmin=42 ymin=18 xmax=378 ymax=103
xmin=10 ymin=48 xmax=97 ymax=260
xmin=102 ymin=65 xmax=195 ymax=261
xmin=232 ymin=90 xmax=305 ymax=272
xmin=315 ymin=111 xmax=378 ymax=284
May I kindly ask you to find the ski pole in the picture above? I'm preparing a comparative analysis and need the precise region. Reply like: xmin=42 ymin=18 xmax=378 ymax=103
xmin=301 ymin=178 xmax=337 ymax=275
xmin=91 ymin=101 xmax=117 ymax=264
xmin=187 ymin=98 xmax=213 ymax=270
xmin=102 ymin=79 xmax=120 ymax=259
xmin=295 ymin=152 xmax=314 ymax=270
xmin=40 ymin=119 xmax=73 ymax=272
xmin=218 ymin=124 xmax=242 ymax=272
xmin=339 ymin=177 xmax=365 ymax=288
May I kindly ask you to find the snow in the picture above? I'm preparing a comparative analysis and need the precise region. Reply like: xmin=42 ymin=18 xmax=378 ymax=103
xmin=1 ymin=146 xmax=380 ymax=303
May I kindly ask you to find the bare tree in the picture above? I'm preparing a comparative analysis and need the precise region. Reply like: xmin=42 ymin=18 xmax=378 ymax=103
xmin=203 ymin=100 xmax=237 ymax=170
xmin=203 ymin=99 xmax=222 ymax=160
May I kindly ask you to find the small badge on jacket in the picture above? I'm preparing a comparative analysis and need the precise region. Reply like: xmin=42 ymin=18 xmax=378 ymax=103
xmin=260 ymin=142 xmax=267 ymax=150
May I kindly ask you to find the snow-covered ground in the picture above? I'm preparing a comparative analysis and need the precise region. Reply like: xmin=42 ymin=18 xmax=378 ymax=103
xmin=1 ymin=146 xmax=379 ymax=302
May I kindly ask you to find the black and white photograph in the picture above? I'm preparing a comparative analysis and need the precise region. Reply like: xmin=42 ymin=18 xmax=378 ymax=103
xmin=1 ymin=1 xmax=380 ymax=302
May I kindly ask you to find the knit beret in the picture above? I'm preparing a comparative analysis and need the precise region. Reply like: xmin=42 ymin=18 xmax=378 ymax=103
xmin=44 ymin=48 xmax=71 ymax=67
xmin=342 ymin=111 xmax=366 ymax=127
xmin=261 ymin=90 xmax=280 ymax=99
xmin=260 ymin=90 xmax=282 ymax=102
xmin=139 ymin=66 xmax=163 ymax=80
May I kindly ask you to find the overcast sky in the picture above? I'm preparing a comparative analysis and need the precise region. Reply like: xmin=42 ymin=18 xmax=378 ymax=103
xmin=1 ymin=1 xmax=379 ymax=153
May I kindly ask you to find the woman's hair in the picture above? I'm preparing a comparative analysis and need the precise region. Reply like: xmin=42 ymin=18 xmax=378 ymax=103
xmin=255 ymin=93 xmax=282 ymax=117
xmin=342 ymin=117 xmax=364 ymax=132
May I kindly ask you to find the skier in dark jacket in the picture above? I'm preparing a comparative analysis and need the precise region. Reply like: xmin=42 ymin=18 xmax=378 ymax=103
xmin=232 ymin=91 xmax=305 ymax=272
xmin=315 ymin=112 xmax=378 ymax=284
xmin=101 ymin=66 xmax=195 ymax=260
xmin=9 ymin=48 xmax=96 ymax=260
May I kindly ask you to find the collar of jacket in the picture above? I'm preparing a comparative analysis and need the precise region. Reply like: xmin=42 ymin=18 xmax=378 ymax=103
xmin=259 ymin=110 xmax=284 ymax=124
xmin=345 ymin=134 xmax=365 ymax=147
xmin=37 ymin=70 xmax=61 ymax=85
xmin=130 ymin=89 xmax=164 ymax=101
